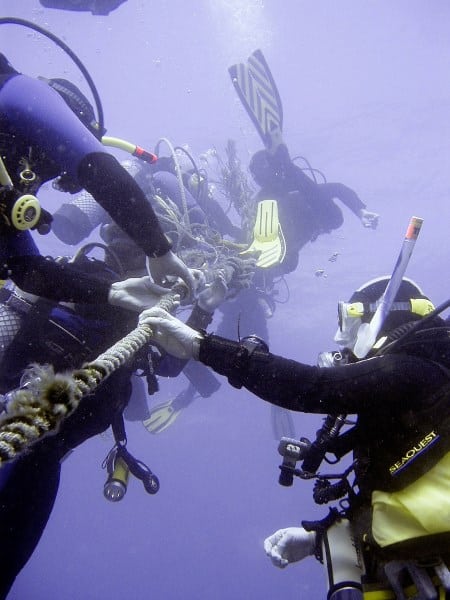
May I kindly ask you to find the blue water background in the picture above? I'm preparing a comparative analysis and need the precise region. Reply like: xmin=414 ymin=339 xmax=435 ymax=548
xmin=1 ymin=1 xmax=449 ymax=598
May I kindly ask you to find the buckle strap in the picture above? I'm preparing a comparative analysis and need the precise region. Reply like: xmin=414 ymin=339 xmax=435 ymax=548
xmin=0 ymin=287 xmax=34 ymax=314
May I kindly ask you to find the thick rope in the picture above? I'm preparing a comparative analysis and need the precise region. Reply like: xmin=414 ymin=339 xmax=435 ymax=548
xmin=0 ymin=287 xmax=181 ymax=465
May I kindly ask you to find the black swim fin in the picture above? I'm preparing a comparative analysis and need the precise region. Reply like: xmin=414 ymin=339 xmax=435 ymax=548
xmin=228 ymin=49 xmax=284 ymax=153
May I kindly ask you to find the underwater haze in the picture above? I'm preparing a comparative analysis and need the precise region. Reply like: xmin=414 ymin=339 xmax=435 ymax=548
xmin=1 ymin=1 xmax=450 ymax=598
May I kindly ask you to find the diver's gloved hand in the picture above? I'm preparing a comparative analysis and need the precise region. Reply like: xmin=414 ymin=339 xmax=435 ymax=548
xmin=191 ymin=268 xmax=207 ymax=292
xmin=139 ymin=307 xmax=202 ymax=360
xmin=359 ymin=208 xmax=379 ymax=229
xmin=108 ymin=277 xmax=176 ymax=312
xmin=147 ymin=251 xmax=196 ymax=299
xmin=197 ymin=271 xmax=229 ymax=313
xmin=264 ymin=527 xmax=316 ymax=569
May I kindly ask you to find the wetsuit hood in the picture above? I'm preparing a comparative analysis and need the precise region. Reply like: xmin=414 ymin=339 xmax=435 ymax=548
xmin=334 ymin=277 xmax=433 ymax=350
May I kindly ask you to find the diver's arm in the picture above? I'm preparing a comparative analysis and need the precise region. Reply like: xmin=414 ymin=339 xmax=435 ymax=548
xmin=3 ymin=256 xmax=169 ymax=311
xmin=318 ymin=183 xmax=379 ymax=228
xmin=0 ymin=230 xmax=98 ymax=302
xmin=3 ymin=255 xmax=111 ymax=303
xmin=1 ymin=75 xmax=171 ymax=258
xmin=318 ymin=183 xmax=365 ymax=215
xmin=197 ymin=334 xmax=441 ymax=414
xmin=139 ymin=306 xmax=441 ymax=414
xmin=0 ymin=232 xmax=104 ymax=302
xmin=77 ymin=153 xmax=171 ymax=257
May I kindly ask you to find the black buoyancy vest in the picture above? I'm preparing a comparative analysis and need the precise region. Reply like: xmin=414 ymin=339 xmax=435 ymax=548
xmin=356 ymin=324 xmax=450 ymax=495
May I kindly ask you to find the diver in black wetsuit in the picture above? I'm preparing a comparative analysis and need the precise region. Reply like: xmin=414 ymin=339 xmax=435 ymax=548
xmin=140 ymin=277 xmax=450 ymax=596
xmin=249 ymin=144 xmax=379 ymax=275
xmin=0 ymin=253 xmax=149 ymax=598
xmin=207 ymin=140 xmax=381 ymax=390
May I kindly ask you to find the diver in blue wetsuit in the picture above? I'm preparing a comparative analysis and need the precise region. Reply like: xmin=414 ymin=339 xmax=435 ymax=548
xmin=51 ymin=151 xmax=240 ymax=253
xmin=0 ymin=53 xmax=194 ymax=303
xmin=0 ymin=52 xmax=194 ymax=597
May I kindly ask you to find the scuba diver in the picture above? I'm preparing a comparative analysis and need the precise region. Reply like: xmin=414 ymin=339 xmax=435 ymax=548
xmin=0 ymin=241 xmax=175 ymax=598
xmin=39 ymin=0 xmax=127 ymax=15
xmin=0 ymin=139 xmax=244 ymax=593
xmin=0 ymin=147 xmax=254 ymax=596
xmin=0 ymin=21 xmax=193 ymax=596
xmin=0 ymin=48 xmax=194 ymax=304
xmin=139 ymin=276 xmax=450 ymax=599
xmin=229 ymin=49 xmax=379 ymax=276
xmin=50 ymin=144 xmax=256 ymax=434
xmin=248 ymin=144 xmax=379 ymax=275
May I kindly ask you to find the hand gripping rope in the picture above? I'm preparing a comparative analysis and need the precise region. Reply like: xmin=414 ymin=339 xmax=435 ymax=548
xmin=0 ymin=285 xmax=184 ymax=465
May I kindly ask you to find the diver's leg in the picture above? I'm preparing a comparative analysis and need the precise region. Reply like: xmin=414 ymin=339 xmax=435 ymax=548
xmin=57 ymin=368 xmax=133 ymax=452
xmin=0 ymin=445 xmax=61 ymax=599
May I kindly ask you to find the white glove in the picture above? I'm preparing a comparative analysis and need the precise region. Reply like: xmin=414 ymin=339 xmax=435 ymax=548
xmin=263 ymin=527 xmax=316 ymax=569
xmin=139 ymin=306 xmax=202 ymax=359
xmin=359 ymin=208 xmax=379 ymax=229
xmin=147 ymin=251 xmax=196 ymax=298
xmin=197 ymin=271 xmax=229 ymax=313
xmin=108 ymin=277 xmax=176 ymax=312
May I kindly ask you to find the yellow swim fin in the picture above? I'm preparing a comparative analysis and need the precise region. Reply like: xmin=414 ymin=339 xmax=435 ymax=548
xmin=143 ymin=386 xmax=196 ymax=435
xmin=241 ymin=199 xmax=286 ymax=268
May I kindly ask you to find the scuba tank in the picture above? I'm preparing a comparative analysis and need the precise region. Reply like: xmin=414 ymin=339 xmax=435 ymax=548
xmin=321 ymin=518 xmax=363 ymax=600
